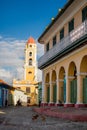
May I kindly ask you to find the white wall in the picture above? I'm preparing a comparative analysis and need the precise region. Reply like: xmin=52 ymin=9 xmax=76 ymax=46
xmin=14 ymin=89 xmax=27 ymax=105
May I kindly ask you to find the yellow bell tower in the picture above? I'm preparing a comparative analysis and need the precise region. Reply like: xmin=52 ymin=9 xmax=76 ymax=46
xmin=24 ymin=37 xmax=37 ymax=83
xmin=13 ymin=36 xmax=38 ymax=106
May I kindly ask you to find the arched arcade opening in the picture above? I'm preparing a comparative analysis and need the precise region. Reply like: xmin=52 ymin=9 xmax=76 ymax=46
xmin=51 ymin=70 xmax=57 ymax=103
xmin=80 ymin=55 xmax=87 ymax=104
xmin=45 ymin=73 xmax=50 ymax=103
xmin=59 ymin=67 xmax=66 ymax=103
xmin=68 ymin=62 xmax=77 ymax=104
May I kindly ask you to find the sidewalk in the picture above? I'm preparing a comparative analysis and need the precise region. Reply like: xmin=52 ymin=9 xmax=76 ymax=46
xmin=33 ymin=106 xmax=87 ymax=122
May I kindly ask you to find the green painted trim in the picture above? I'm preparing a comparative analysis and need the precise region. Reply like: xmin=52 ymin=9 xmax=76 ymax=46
xmin=53 ymin=84 xmax=57 ymax=103
xmin=70 ymin=79 xmax=77 ymax=104
xmin=47 ymin=87 xmax=50 ymax=103
xmin=83 ymin=77 xmax=87 ymax=103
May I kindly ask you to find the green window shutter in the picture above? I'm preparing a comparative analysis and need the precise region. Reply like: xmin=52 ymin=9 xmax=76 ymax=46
xmin=53 ymin=36 xmax=56 ymax=46
xmin=46 ymin=43 xmax=49 ymax=52
xmin=70 ymin=79 xmax=77 ymax=103
xmin=70 ymin=81 xmax=74 ymax=103
xmin=64 ymin=78 xmax=66 ymax=103
xmin=83 ymin=77 xmax=87 ymax=103
xmin=47 ymin=87 xmax=50 ymax=103
xmin=53 ymin=84 xmax=56 ymax=103
xmin=74 ymin=79 xmax=77 ymax=103
xmin=60 ymin=28 xmax=64 ymax=40
xmin=69 ymin=18 xmax=74 ymax=33
xmin=82 ymin=6 xmax=87 ymax=22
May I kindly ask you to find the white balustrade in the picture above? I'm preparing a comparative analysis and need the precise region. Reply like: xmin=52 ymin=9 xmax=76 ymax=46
xmin=38 ymin=21 xmax=87 ymax=68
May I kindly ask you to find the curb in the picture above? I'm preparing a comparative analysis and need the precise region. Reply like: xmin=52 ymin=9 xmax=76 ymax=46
xmin=33 ymin=107 xmax=87 ymax=122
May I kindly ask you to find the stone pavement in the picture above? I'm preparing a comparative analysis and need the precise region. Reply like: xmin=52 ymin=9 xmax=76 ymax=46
xmin=0 ymin=106 xmax=87 ymax=130
xmin=33 ymin=106 xmax=87 ymax=122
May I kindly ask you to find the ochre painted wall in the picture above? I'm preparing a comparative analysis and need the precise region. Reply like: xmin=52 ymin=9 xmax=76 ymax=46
xmin=25 ymin=67 xmax=35 ymax=81
xmin=44 ymin=2 xmax=87 ymax=53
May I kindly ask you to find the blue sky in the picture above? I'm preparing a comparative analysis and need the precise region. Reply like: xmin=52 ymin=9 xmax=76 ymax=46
xmin=0 ymin=0 xmax=67 ymax=39
xmin=0 ymin=0 xmax=67 ymax=84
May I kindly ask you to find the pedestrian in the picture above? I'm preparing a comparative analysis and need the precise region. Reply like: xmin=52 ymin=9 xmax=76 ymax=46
xmin=5 ymin=99 xmax=8 ymax=107
xmin=27 ymin=99 xmax=30 ymax=107
xmin=39 ymin=100 xmax=41 ymax=107
xmin=17 ymin=99 xmax=22 ymax=106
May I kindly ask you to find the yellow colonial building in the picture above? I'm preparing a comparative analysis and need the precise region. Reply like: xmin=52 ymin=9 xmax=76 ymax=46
xmin=38 ymin=0 xmax=87 ymax=108
xmin=13 ymin=37 xmax=38 ymax=105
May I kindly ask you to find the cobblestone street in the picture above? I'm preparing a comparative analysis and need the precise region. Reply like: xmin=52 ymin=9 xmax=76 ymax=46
xmin=0 ymin=106 xmax=87 ymax=130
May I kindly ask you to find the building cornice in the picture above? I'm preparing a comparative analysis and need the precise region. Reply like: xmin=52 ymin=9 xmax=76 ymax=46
xmin=38 ymin=0 xmax=74 ymax=43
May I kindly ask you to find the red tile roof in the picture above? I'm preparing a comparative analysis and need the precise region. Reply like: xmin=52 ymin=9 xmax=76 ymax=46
xmin=27 ymin=37 xmax=35 ymax=44
xmin=0 ymin=79 xmax=5 ymax=83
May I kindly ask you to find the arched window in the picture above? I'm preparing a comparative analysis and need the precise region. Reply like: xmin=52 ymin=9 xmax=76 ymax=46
xmin=26 ymin=87 xmax=30 ymax=93
xmin=29 ymin=52 xmax=32 ymax=56
xmin=28 ymin=71 xmax=32 ymax=74
xmin=29 ymin=59 xmax=32 ymax=65
xmin=30 ymin=45 xmax=32 ymax=47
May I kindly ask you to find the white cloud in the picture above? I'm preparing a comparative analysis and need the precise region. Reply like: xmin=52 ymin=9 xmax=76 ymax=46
xmin=0 ymin=69 xmax=12 ymax=78
xmin=0 ymin=36 xmax=25 ymax=84
xmin=0 ymin=68 xmax=13 ymax=84
xmin=37 ymin=41 xmax=44 ymax=60
xmin=36 ymin=40 xmax=44 ymax=82
xmin=37 ymin=69 xmax=43 ymax=82
xmin=0 ymin=35 xmax=44 ymax=85
xmin=16 ymin=67 xmax=24 ymax=80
